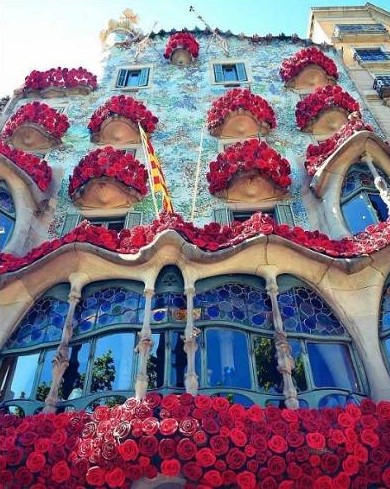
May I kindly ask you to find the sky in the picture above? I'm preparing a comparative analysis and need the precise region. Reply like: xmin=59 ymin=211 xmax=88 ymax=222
xmin=1 ymin=0 xmax=389 ymax=97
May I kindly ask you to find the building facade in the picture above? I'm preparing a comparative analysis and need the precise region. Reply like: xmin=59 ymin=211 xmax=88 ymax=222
xmin=0 ymin=7 xmax=390 ymax=488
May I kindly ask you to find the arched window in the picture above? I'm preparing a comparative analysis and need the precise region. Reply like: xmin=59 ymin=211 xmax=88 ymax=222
xmin=0 ymin=180 xmax=16 ymax=250
xmin=380 ymin=278 xmax=390 ymax=372
xmin=341 ymin=163 xmax=389 ymax=234
xmin=277 ymin=275 xmax=366 ymax=408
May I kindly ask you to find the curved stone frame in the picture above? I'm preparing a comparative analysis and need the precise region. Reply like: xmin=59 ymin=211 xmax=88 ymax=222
xmin=310 ymin=131 xmax=390 ymax=238
xmin=285 ymin=64 xmax=337 ymax=92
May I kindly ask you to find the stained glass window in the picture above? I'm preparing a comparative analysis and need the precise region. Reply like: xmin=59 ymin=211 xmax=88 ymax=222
xmin=151 ymin=293 xmax=187 ymax=324
xmin=0 ymin=180 xmax=16 ymax=250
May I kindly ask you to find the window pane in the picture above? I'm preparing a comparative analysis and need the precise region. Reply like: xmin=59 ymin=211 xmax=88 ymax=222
xmin=0 ymin=212 xmax=15 ymax=249
xmin=206 ymin=329 xmax=251 ymax=389
xmin=96 ymin=288 xmax=142 ymax=328
xmin=253 ymin=336 xmax=282 ymax=393
xmin=62 ymin=343 xmax=90 ymax=400
xmin=288 ymin=339 xmax=308 ymax=392
xmin=36 ymin=350 xmax=56 ymax=401
xmin=148 ymin=333 xmax=165 ymax=389
xmin=383 ymin=337 xmax=390 ymax=366
xmin=5 ymin=353 xmax=39 ymax=400
xmin=381 ymin=286 xmax=390 ymax=332
xmin=222 ymin=65 xmax=238 ymax=82
xmin=369 ymin=193 xmax=389 ymax=221
xmin=170 ymin=332 xmax=187 ymax=388
xmin=307 ymin=343 xmax=360 ymax=391
xmin=342 ymin=193 xmax=378 ymax=234
xmin=91 ymin=333 xmax=135 ymax=393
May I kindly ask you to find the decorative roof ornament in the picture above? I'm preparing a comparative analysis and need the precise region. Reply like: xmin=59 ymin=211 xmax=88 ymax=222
xmin=99 ymin=8 xmax=143 ymax=46
xmin=189 ymin=5 xmax=229 ymax=56
xmin=133 ymin=21 xmax=158 ymax=62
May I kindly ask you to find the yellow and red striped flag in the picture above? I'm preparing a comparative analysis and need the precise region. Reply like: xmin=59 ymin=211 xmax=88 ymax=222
xmin=139 ymin=125 xmax=173 ymax=213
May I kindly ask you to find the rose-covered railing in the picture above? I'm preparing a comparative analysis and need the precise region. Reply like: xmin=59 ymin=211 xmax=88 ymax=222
xmin=1 ymin=212 xmax=390 ymax=275
xmin=0 ymin=141 xmax=52 ymax=191
xmin=295 ymin=85 xmax=360 ymax=131
xmin=207 ymin=88 xmax=277 ymax=137
xmin=88 ymin=95 xmax=158 ymax=136
xmin=207 ymin=139 xmax=291 ymax=194
xmin=163 ymin=32 xmax=200 ymax=61
xmin=22 ymin=67 xmax=98 ymax=93
xmin=0 ymin=394 xmax=389 ymax=488
xmin=305 ymin=118 xmax=374 ymax=176
xmin=1 ymin=101 xmax=70 ymax=140
xmin=68 ymin=146 xmax=148 ymax=199
xmin=280 ymin=47 xmax=338 ymax=85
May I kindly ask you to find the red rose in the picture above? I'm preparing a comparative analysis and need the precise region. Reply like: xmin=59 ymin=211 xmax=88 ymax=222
xmin=295 ymin=446 xmax=310 ymax=462
xmin=202 ymin=418 xmax=220 ymax=434
xmin=236 ymin=470 xmax=256 ymax=489
xmin=195 ymin=395 xmax=212 ymax=410
xmin=118 ymin=439 xmax=139 ymax=461
xmin=268 ymin=455 xmax=286 ymax=476
xmin=330 ymin=429 xmax=346 ymax=445
xmin=382 ymin=467 xmax=390 ymax=487
xmin=360 ymin=428 xmax=379 ymax=448
xmin=105 ymin=467 xmax=125 ymax=488
xmin=286 ymin=431 xmax=304 ymax=448
xmin=210 ymin=435 xmax=229 ymax=456
xmin=333 ymin=472 xmax=351 ymax=489
xmin=247 ymin=405 xmax=264 ymax=422
xmin=6 ymin=447 xmax=24 ymax=466
xmin=370 ymin=446 xmax=389 ymax=466
xmin=194 ymin=430 xmax=208 ymax=446
xmin=226 ymin=447 xmax=246 ymax=470
xmin=196 ymin=447 xmax=216 ymax=467
xmin=342 ymin=455 xmax=359 ymax=476
xmin=51 ymin=461 xmax=71 ymax=484
xmin=15 ymin=467 xmax=33 ymax=487
xmin=287 ymin=461 xmax=302 ymax=479
xmin=314 ymin=476 xmax=333 ymax=489
xmin=177 ymin=438 xmax=197 ymax=460
xmin=160 ymin=418 xmax=179 ymax=435
xmin=182 ymin=462 xmax=203 ymax=481
xmin=212 ymin=396 xmax=230 ymax=411
xmin=179 ymin=417 xmax=199 ymax=436
xmin=203 ymin=469 xmax=223 ymax=487
xmin=306 ymin=432 xmax=326 ymax=450
xmin=161 ymin=459 xmax=181 ymax=477
xmin=158 ymin=439 xmax=176 ymax=459
xmin=261 ymin=476 xmax=278 ymax=489
xmin=142 ymin=417 xmax=159 ymax=435
xmin=360 ymin=399 xmax=376 ymax=415
xmin=321 ymin=452 xmax=340 ymax=474
xmin=26 ymin=451 xmax=46 ymax=472
xmin=138 ymin=435 xmax=158 ymax=456
xmin=229 ymin=428 xmax=247 ymax=447
xmin=268 ymin=435 xmax=288 ymax=453
xmin=125 ymin=464 xmax=143 ymax=481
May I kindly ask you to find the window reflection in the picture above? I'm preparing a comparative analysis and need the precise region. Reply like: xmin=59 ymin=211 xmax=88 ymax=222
xmin=147 ymin=333 xmax=165 ymax=389
xmin=253 ymin=336 xmax=282 ymax=393
xmin=36 ymin=350 xmax=56 ymax=401
xmin=5 ymin=353 xmax=39 ymax=401
xmin=0 ymin=181 xmax=16 ymax=250
xmin=288 ymin=339 xmax=308 ymax=392
xmin=62 ymin=343 xmax=90 ymax=400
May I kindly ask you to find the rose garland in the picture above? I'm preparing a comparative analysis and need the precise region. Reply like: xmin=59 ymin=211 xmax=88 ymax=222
xmin=0 ymin=141 xmax=52 ymax=191
xmin=295 ymin=85 xmax=360 ymax=131
xmin=68 ymin=147 xmax=148 ymax=198
xmin=280 ymin=47 xmax=338 ymax=83
xmin=88 ymin=96 xmax=158 ymax=135
xmin=0 ymin=394 xmax=389 ymax=488
xmin=2 ymin=102 xmax=70 ymax=139
xmin=207 ymin=88 xmax=277 ymax=134
xmin=207 ymin=139 xmax=291 ymax=194
xmin=305 ymin=118 xmax=374 ymax=176
xmin=23 ymin=67 xmax=98 ymax=91
xmin=163 ymin=32 xmax=200 ymax=60
xmin=1 ymin=211 xmax=390 ymax=275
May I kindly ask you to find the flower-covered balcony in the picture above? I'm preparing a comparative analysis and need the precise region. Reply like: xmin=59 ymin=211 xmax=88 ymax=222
xmin=68 ymin=146 xmax=148 ymax=209
xmin=280 ymin=47 xmax=338 ymax=90
xmin=163 ymin=32 xmax=200 ymax=66
xmin=88 ymin=95 xmax=158 ymax=145
xmin=207 ymin=139 xmax=291 ymax=202
xmin=207 ymin=88 xmax=277 ymax=138
xmin=1 ymin=101 xmax=70 ymax=151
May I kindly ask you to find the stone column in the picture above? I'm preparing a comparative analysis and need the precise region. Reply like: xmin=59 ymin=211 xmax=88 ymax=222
xmin=266 ymin=277 xmax=299 ymax=410
xmin=134 ymin=289 xmax=154 ymax=400
xmin=183 ymin=287 xmax=199 ymax=395
xmin=362 ymin=152 xmax=390 ymax=214
xmin=43 ymin=273 xmax=87 ymax=413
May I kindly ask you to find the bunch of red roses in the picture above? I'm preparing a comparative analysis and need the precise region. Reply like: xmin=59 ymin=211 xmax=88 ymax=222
xmin=23 ymin=67 xmax=98 ymax=91
xmin=280 ymin=47 xmax=338 ymax=83
xmin=295 ymin=85 xmax=360 ymax=130
xmin=207 ymin=88 xmax=277 ymax=134
xmin=305 ymin=118 xmax=374 ymax=176
xmin=0 ymin=394 xmax=389 ymax=488
xmin=163 ymin=32 xmax=200 ymax=60
xmin=88 ymin=96 xmax=158 ymax=135
xmin=2 ymin=101 xmax=70 ymax=139
xmin=68 ymin=146 xmax=148 ymax=197
xmin=0 ymin=141 xmax=52 ymax=191
xmin=207 ymin=139 xmax=291 ymax=194
xmin=1 ymin=211 xmax=390 ymax=275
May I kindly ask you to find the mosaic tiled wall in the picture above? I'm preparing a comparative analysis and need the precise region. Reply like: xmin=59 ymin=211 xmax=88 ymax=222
xmin=11 ymin=33 xmax=382 ymax=240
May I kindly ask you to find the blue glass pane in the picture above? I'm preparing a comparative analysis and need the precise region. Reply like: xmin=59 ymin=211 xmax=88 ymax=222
xmin=151 ymin=293 xmax=187 ymax=324
xmin=62 ymin=343 xmax=90 ymax=400
xmin=381 ymin=286 xmax=390 ymax=332
xmin=5 ymin=353 xmax=40 ymax=401
xmin=0 ymin=182 xmax=15 ymax=214
xmin=307 ymin=343 xmax=360 ymax=391
xmin=342 ymin=193 xmax=379 ymax=234
xmin=0 ymin=212 xmax=15 ymax=250
xmin=36 ymin=350 xmax=56 ymax=401
xmin=318 ymin=394 xmax=349 ymax=409
xmin=288 ymin=339 xmax=307 ymax=392
xmin=253 ymin=336 xmax=282 ymax=393
xmin=206 ymin=329 xmax=251 ymax=389
xmin=148 ymin=333 xmax=165 ymax=388
xmin=96 ymin=287 xmax=142 ymax=328
xmin=383 ymin=337 xmax=390 ymax=365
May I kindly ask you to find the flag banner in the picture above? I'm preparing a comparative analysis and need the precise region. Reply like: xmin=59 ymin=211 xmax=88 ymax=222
xmin=139 ymin=126 xmax=174 ymax=213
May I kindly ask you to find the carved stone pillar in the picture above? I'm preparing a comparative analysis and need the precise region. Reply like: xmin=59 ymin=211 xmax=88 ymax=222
xmin=43 ymin=284 xmax=83 ymax=413
xmin=266 ymin=277 xmax=299 ymax=410
xmin=183 ymin=287 xmax=199 ymax=395
xmin=363 ymin=152 xmax=390 ymax=214
xmin=134 ymin=289 xmax=154 ymax=400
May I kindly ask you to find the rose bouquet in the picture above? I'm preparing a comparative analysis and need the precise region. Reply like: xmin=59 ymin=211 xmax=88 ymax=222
xmin=23 ymin=67 xmax=97 ymax=91
xmin=280 ymin=47 xmax=338 ymax=83
xmin=163 ymin=32 xmax=200 ymax=59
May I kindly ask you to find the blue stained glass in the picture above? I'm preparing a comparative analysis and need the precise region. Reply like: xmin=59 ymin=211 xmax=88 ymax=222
xmin=207 ymin=306 xmax=220 ymax=318
xmin=79 ymin=320 xmax=93 ymax=333
xmin=153 ymin=310 xmax=166 ymax=322
xmin=232 ymin=307 xmax=245 ymax=320
xmin=380 ymin=286 xmax=390 ymax=332
xmin=282 ymin=306 xmax=295 ymax=317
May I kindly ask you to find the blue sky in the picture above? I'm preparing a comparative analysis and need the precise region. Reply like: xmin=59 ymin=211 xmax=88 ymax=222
xmin=1 ymin=0 xmax=389 ymax=96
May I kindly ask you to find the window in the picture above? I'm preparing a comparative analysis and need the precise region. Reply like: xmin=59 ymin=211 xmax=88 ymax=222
xmin=373 ymin=74 xmax=390 ymax=98
xmin=88 ymin=216 xmax=126 ymax=231
xmin=0 ymin=181 xmax=16 ymax=250
xmin=115 ymin=67 xmax=150 ymax=89
xmin=61 ymin=210 xmax=142 ymax=236
xmin=213 ymin=203 xmax=295 ymax=226
xmin=335 ymin=24 xmax=388 ymax=37
xmin=341 ymin=163 xmax=389 ymax=234
xmin=380 ymin=279 xmax=390 ymax=373
xmin=213 ymin=62 xmax=248 ymax=85
xmin=354 ymin=48 xmax=390 ymax=63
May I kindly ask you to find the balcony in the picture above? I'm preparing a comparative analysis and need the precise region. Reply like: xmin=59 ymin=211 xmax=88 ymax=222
xmin=373 ymin=75 xmax=390 ymax=99
xmin=334 ymin=23 xmax=389 ymax=41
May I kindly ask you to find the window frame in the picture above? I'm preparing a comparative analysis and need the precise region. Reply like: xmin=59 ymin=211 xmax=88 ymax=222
xmin=114 ymin=65 xmax=153 ymax=90
xmin=0 ymin=180 xmax=16 ymax=251
xmin=353 ymin=46 xmax=390 ymax=65
xmin=210 ymin=60 xmax=251 ymax=86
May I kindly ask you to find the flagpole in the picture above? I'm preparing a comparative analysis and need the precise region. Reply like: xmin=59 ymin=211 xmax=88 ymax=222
xmin=138 ymin=123 xmax=159 ymax=218
xmin=190 ymin=123 xmax=206 ymax=221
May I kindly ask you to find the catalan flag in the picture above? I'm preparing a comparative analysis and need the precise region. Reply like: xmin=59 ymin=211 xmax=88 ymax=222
xmin=139 ymin=125 xmax=174 ymax=213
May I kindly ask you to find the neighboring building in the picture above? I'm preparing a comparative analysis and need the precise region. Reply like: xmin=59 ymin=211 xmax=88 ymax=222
xmin=0 ymin=7 xmax=390 ymax=488
xmin=308 ymin=2 xmax=390 ymax=137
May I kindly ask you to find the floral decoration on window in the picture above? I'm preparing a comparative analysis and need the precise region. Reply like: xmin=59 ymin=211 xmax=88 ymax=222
xmin=163 ymin=32 xmax=200 ymax=60
xmin=1 ymin=102 xmax=70 ymax=140
xmin=87 ymin=95 xmax=158 ymax=135
xmin=68 ymin=146 xmax=148 ymax=198
xmin=0 ymin=395 xmax=390 ymax=488
xmin=2 ymin=211 xmax=390 ymax=274
xmin=207 ymin=139 xmax=291 ymax=194
xmin=207 ymin=88 xmax=277 ymax=136
xmin=22 ymin=67 xmax=98 ymax=92
xmin=305 ymin=117 xmax=374 ymax=176
xmin=0 ymin=142 xmax=52 ymax=191
xmin=280 ymin=47 xmax=338 ymax=83
xmin=295 ymin=85 xmax=360 ymax=131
